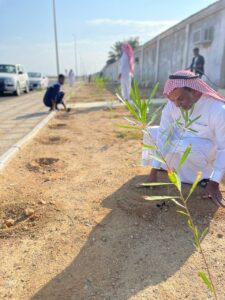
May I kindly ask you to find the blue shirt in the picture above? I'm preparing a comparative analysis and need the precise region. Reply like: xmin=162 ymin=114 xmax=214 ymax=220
xmin=43 ymin=82 xmax=60 ymax=106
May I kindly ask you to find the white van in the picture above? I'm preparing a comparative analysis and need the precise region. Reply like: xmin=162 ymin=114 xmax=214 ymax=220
xmin=0 ymin=64 xmax=29 ymax=96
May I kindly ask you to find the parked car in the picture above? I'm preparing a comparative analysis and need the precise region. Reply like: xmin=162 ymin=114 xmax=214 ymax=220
xmin=28 ymin=72 xmax=49 ymax=90
xmin=0 ymin=64 xmax=29 ymax=96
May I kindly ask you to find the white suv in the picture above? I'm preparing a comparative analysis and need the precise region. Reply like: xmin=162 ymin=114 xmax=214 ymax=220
xmin=0 ymin=64 xmax=30 ymax=96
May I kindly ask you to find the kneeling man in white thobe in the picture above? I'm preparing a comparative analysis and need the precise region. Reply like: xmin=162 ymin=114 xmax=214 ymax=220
xmin=142 ymin=70 xmax=225 ymax=207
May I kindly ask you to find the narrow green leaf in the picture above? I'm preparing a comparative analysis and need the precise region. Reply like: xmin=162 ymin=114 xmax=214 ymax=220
xmin=123 ymin=117 xmax=137 ymax=125
xmin=189 ymin=105 xmax=195 ymax=116
xmin=142 ymin=144 xmax=156 ymax=150
xmin=147 ymin=103 xmax=166 ymax=126
xmin=148 ymin=81 xmax=159 ymax=102
xmin=193 ymin=226 xmax=200 ymax=249
xmin=170 ymin=198 xmax=185 ymax=208
xmin=198 ymin=272 xmax=214 ymax=292
xmin=186 ymin=115 xmax=201 ymax=127
xmin=163 ymin=131 xmax=173 ymax=149
xmin=177 ymin=210 xmax=189 ymax=216
xmin=187 ymin=218 xmax=193 ymax=229
xmin=124 ymin=100 xmax=142 ymax=122
xmin=144 ymin=195 xmax=180 ymax=201
xmin=180 ymin=108 xmax=186 ymax=121
xmin=187 ymin=171 xmax=202 ymax=200
xmin=200 ymin=227 xmax=209 ymax=241
xmin=187 ymin=128 xmax=198 ymax=133
xmin=140 ymin=182 xmax=173 ymax=186
xmin=114 ymin=124 xmax=139 ymax=130
xmin=177 ymin=144 xmax=192 ymax=171
xmin=133 ymin=80 xmax=141 ymax=105
xmin=148 ymin=155 xmax=165 ymax=164
xmin=116 ymin=93 xmax=124 ymax=103
xmin=167 ymin=170 xmax=181 ymax=192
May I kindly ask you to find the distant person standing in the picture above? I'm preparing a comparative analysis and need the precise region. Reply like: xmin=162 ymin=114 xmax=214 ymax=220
xmin=190 ymin=47 xmax=205 ymax=78
xmin=68 ymin=69 xmax=75 ymax=87
xmin=43 ymin=74 xmax=70 ymax=112
xmin=118 ymin=42 xmax=134 ymax=101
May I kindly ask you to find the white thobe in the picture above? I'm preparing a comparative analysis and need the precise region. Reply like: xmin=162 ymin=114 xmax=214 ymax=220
xmin=68 ymin=72 xmax=75 ymax=87
xmin=119 ymin=52 xmax=132 ymax=100
xmin=142 ymin=95 xmax=225 ymax=183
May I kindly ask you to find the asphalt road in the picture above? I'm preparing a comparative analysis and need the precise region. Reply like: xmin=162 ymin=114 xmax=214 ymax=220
xmin=0 ymin=90 xmax=48 ymax=157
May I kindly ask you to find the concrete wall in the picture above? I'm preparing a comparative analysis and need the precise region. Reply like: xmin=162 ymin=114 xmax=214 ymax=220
xmin=102 ymin=0 xmax=225 ymax=89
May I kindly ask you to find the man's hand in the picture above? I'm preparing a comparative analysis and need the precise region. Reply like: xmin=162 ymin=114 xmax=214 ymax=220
xmin=205 ymin=180 xmax=225 ymax=207
xmin=149 ymin=168 xmax=158 ymax=182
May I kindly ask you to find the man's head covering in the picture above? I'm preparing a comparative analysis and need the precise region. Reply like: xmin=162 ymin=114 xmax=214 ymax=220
xmin=122 ymin=42 xmax=134 ymax=76
xmin=164 ymin=70 xmax=225 ymax=101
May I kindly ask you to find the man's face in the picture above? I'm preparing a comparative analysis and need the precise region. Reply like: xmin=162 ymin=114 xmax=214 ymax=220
xmin=194 ymin=50 xmax=199 ymax=57
xmin=168 ymin=88 xmax=197 ymax=110
xmin=59 ymin=77 xmax=65 ymax=85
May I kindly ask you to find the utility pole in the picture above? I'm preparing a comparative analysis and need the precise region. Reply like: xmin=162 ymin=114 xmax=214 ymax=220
xmin=52 ymin=0 xmax=60 ymax=76
xmin=73 ymin=35 xmax=78 ymax=76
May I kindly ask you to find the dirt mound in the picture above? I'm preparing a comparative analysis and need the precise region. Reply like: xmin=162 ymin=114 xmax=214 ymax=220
xmin=0 ymin=200 xmax=58 ymax=239
xmin=26 ymin=157 xmax=64 ymax=173
xmin=39 ymin=136 xmax=68 ymax=145
xmin=56 ymin=113 xmax=71 ymax=120
xmin=48 ymin=123 xmax=67 ymax=129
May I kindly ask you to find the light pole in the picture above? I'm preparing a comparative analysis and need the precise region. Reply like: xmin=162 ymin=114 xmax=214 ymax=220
xmin=52 ymin=0 xmax=60 ymax=76
xmin=73 ymin=35 xmax=78 ymax=76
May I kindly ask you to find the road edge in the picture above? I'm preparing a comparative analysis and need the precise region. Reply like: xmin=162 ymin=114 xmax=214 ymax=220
xmin=0 ymin=111 xmax=55 ymax=172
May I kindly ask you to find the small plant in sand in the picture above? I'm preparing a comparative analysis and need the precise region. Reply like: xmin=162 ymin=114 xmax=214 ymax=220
xmin=116 ymin=80 xmax=218 ymax=299
xmin=95 ymin=76 xmax=110 ymax=89
xmin=66 ymin=91 xmax=74 ymax=103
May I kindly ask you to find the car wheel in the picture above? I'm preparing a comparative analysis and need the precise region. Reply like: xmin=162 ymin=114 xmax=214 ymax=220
xmin=25 ymin=82 xmax=29 ymax=93
xmin=15 ymin=83 xmax=21 ymax=96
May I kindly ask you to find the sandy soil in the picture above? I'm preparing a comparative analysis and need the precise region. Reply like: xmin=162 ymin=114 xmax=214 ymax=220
xmin=66 ymin=82 xmax=117 ymax=103
xmin=0 ymin=83 xmax=225 ymax=300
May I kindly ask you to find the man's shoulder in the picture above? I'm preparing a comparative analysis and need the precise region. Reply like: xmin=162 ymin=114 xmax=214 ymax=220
xmin=198 ymin=54 xmax=205 ymax=61
xmin=52 ymin=81 xmax=60 ymax=87
xmin=202 ymin=96 xmax=225 ymax=111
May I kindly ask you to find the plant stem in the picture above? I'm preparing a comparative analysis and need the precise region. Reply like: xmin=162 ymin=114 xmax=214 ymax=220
xmin=180 ymin=193 xmax=218 ymax=299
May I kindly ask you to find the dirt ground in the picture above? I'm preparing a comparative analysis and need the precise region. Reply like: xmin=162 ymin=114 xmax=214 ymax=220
xmin=0 ymin=83 xmax=225 ymax=300
xmin=65 ymin=80 xmax=162 ymax=105
xmin=66 ymin=82 xmax=117 ymax=103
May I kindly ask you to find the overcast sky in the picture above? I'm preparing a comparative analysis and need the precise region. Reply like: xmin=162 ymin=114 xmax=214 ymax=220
xmin=0 ymin=0 xmax=217 ymax=75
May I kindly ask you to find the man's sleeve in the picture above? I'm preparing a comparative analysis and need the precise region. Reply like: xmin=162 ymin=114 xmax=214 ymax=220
xmin=151 ymin=102 xmax=174 ymax=169
xmin=210 ymin=105 xmax=225 ymax=183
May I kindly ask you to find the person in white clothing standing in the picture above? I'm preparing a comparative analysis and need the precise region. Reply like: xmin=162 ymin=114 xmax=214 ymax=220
xmin=68 ymin=69 xmax=75 ymax=87
xmin=118 ymin=42 xmax=134 ymax=101
xmin=142 ymin=70 xmax=225 ymax=207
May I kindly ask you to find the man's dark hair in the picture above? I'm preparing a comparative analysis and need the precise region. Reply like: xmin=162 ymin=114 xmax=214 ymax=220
xmin=58 ymin=74 xmax=65 ymax=80
xmin=193 ymin=47 xmax=199 ymax=53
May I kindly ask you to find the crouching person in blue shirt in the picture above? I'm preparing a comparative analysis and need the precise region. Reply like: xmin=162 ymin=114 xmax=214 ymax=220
xmin=43 ymin=74 xmax=70 ymax=112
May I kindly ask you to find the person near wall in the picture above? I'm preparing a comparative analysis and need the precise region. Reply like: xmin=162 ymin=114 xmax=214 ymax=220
xmin=142 ymin=70 xmax=225 ymax=207
xmin=43 ymin=74 xmax=70 ymax=112
xmin=118 ymin=42 xmax=134 ymax=101
xmin=190 ymin=47 xmax=205 ymax=78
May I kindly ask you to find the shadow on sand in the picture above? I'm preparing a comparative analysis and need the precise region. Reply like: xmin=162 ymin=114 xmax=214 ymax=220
xmin=15 ymin=112 xmax=48 ymax=120
xmin=33 ymin=174 xmax=217 ymax=300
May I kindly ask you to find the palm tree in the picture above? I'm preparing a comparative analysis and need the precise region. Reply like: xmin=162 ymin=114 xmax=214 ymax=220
xmin=106 ymin=37 xmax=139 ymax=65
